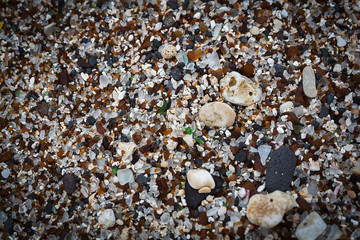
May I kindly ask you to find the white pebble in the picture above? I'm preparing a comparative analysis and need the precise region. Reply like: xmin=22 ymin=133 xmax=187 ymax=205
xmin=98 ymin=209 xmax=116 ymax=229
xmin=295 ymin=212 xmax=326 ymax=240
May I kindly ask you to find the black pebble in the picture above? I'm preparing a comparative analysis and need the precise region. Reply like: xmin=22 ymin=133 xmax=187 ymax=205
xmin=260 ymin=82 xmax=267 ymax=89
xmin=354 ymin=96 xmax=360 ymax=105
xmin=86 ymin=116 xmax=96 ymax=125
xmin=68 ymin=120 xmax=74 ymax=130
xmin=311 ymin=120 xmax=320 ymax=129
xmin=252 ymin=123 xmax=261 ymax=131
xmin=152 ymin=39 xmax=161 ymax=49
xmin=326 ymin=93 xmax=334 ymax=104
xmin=319 ymin=105 xmax=329 ymax=118
xmin=171 ymin=68 xmax=182 ymax=81
xmin=136 ymin=174 xmax=149 ymax=185
xmin=185 ymin=175 xmax=223 ymax=209
xmin=320 ymin=48 xmax=329 ymax=57
xmin=4 ymin=217 xmax=14 ymax=233
xmin=274 ymin=64 xmax=285 ymax=75
xmin=88 ymin=56 xmax=98 ymax=68
xmin=238 ymin=142 xmax=246 ymax=149
xmin=205 ymin=31 xmax=212 ymax=37
xmin=44 ymin=201 xmax=53 ymax=214
xmin=235 ymin=152 xmax=247 ymax=162
xmin=63 ymin=173 xmax=76 ymax=195
xmin=177 ymin=62 xmax=185 ymax=69
xmin=240 ymin=36 xmax=248 ymax=43
xmin=167 ymin=0 xmax=179 ymax=10
xmin=265 ymin=147 xmax=297 ymax=192
xmin=163 ymin=15 xmax=175 ymax=27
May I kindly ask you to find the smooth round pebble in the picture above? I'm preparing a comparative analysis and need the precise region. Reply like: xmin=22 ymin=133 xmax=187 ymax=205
xmin=98 ymin=209 xmax=116 ymax=229
xmin=160 ymin=44 xmax=177 ymax=59
xmin=1 ymin=169 xmax=10 ymax=179
xmin=199 ymin=102 xmax=236 ymax=128
xmin=220 ymin=71 xmax=262 ymax=106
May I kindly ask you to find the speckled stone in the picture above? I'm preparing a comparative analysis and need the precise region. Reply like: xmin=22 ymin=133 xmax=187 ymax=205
xmin=265 ymin=147 xmax=297 ymax=192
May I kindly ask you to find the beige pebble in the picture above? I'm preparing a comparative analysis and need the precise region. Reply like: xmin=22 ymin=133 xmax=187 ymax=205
xmin=347 ymin=190 xmax=357 ymax=199
xmin=220 ymin=71 xmax=262 ymax=106
xmin=161 ymin=44 xmax=177 ymax=59
xmin=199 ymin=102 xmax=236 ymax=128
xmin=186 ymin=169 xmax=215 ymax=190
xmin=161 ymin=161 xmax=168 ymax=168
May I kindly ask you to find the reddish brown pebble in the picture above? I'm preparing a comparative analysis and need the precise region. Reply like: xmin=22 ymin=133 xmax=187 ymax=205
xmin=296 ymin=196 xmax=312 ymax=212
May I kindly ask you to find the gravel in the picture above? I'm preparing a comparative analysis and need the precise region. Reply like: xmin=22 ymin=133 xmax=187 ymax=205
xmin=1 ymin=0 xmax=359 ymax=239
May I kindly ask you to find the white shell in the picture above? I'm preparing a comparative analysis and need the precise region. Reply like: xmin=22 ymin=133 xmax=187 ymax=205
xmin=198 ymin=186 xmax=212 ymax=193
xmin=220 ymin=71 xmax=262 ymax=106
xmin=199 ymin=102 xmax=236 ymax=128
xmin=187 ymin=169 xmax=215 ymax=190
xmin=117 ymin=142 xmax=137 ymax=158
xmin=246 ymin=191 xmax=296 ymax=228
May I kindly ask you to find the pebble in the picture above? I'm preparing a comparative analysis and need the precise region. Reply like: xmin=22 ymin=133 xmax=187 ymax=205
xmin=220 ymin=71 xmax=262 ymax=106
xmin=1 ymin=168 xmax=10 ymax=178
xmin=117 ymin=169 xmax=134 ymax=185
xmin=274 ymin=64 xmax=285 ymax=75
xmin=198 ymin=102 xmax=236 ymax=128
xmin=99 ymin=75 xmax=109 ymax=88
xmin=347 ymin=190 xmax=357 ymax=199
xmin=171 ymin=68 xmax=182 ymax=81
xmin=217 ymin=206 xmax=227 ymax=217
xmin=117 ymin=142 xmax=137 ymax=159
xmin=235 ymin=152 xmax=247 ymax=162
xmin=186 ymin=169 xmax=215 ymax=193
xmin=163 ymin=14 xmax=175 ymax=28
xmin=88 ymin=56 xmax=98 ymax=68
xmin=86 ymin=116 xmax=96 ymax=125
xmin=279 ymin=101 xmax=294 ymax=114
xmin=246 ymin=191 xmax=296 ymax=228
xmin=135 ymin=173 xmax=149 ymax=185
xmin=333 ymin=64 xmax=342 ymax=72
xmin=265 ymin=147 xmax=297 ymax=192
xmin=160 ymin=44 xmax=177 ymax=59
xmin=250 ymin=26 xmax=260 ymax=35
xmin=318 ymin=105 xmax=329 ymax=118
xmin=44 ymin=22 xmax=56 ymax=36
xmin=336 ymin=36 xmax=347 ymax=47
xmin=63 ymin=173 xmax=76 ymax=195
xmin=185 ymin=175 xmax=223 ymax=209
xmin=98 ymin=209 xmax=116 ymax=229
xmin=167 ymin=0 xmax=179 ymax=10
xmin=295 ymin=212 xmax=326 ymax=240
xmin=302 ymin=66 xmax=317 ymax=98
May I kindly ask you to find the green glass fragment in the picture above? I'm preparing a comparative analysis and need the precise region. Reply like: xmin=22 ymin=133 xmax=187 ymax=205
xmin=112 ymin=166 xmax=118 ymax=175
xmin=117 ymin=69 xmax=122 ymax=73
xmin=293 ymin=125 xmax=303 ymax=135
xmin=15 ymin=90 xmax=21 ymax=97
xmin=195 ymin=137 xmax=204 ymax=145
xmin=158 ymin=101 xmax=168 ymax=114
xmin=223 ymin=203 xmax=228 ymax=207
xmin=185 ymin=127 xmax=192 ymax=135
xmin=182 ymin=51 xmax=188 ymax=65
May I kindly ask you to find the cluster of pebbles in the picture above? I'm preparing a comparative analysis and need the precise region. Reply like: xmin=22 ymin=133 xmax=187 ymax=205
xmin=1 ymin=0 xmax=360 ymax=239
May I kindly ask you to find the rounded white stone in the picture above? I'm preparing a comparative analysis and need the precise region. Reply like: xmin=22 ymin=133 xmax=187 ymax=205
xmin=279 ymin=101 xmax=294 ymax=114
xmin=250 ymin=26 xmax=260 ymax=35
xmin=98 ymin=209 xmax=116 ymax=229
xmin=220 ymin=71 xmax=262 ymax=106
xmin=199 ymin=102 xmax=236 ymax=128
xmin=246 ymin=191 xmax=296 ymax=228
xmin=187 ymin=169 xmax=215 ymax=190
xmin=160 ymin=44 xmax=177 ymax=59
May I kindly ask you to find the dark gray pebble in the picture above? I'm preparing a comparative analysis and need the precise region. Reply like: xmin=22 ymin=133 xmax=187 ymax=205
xmin=88 ymin=56 xmax=98 ymax=67
xmin=171 ymin=68 xmax=182 ymax=81
xmin=63 ymin=173 xmax=76 ymax=195
xmin=319 ymin=105 xmax=329 ymax=118
xmin=86 ymin=116 xmax=96 ymax=125
xmin=265 ymin=147 xmax=297 ymax=192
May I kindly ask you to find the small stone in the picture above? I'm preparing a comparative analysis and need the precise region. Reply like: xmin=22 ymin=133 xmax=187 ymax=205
xmin=279 ymin=101 xmax=294 ymax=114
xmin=171 ymin=68 xmax=182 ymax=81
xmin=302 ymin=66 xmax=317 ymax=98
xmin=44 ymin=22 xmax=56 ymax=36
xmin=318 ymin=105 xmax=329 ymax=118
xmin=163 ymin=14 xmax=175 ymax=28
xmin=326 ymin=93 xmax=334 ymax=104
xmin=167 ymin=0 xmax=179 ymax=10
xmin=250 ymin=26 xmax=260 ymax=35
xmin=220 ymin=71 xmax=262 ymax=106
xmin=235 ymin=152 xmax=247 ymax=162
xmin=99 ymin=75 xmax=109 ymax=88
xmin=274 ymin=64 xmax=285 ymax=75
xmin=187 ymin=49 xmax=202 ymax=61
xmin=88 ymin=56 xmax=98 ymax=68
xmin=98 ymin=209 xmax=116 ymax=229
xmin=265 ymin=147 xmax=297 ymax=192
xmin=1 ymin=168 xmax=10 ymax=178
xmin=336 ymin=36 xmax=346 ymax=47
xmin=246 ymin=191 xmax=296 ymax=228
xmin=58 ymin=69 xmax=70 ymax=85
xmin=333 ymin=64 xmax=342 ymax=72
xmin=117 ymin=142 xmax=137 ymax=159
xmin=347 ymin=190 xmax=357 ymax=199
xmin=117 ymin=169 xmax=134 ymax=185
xmin=161 ymin=44 xmax=177 ymax=59
xmin=295 ymin=212 xmax=326 ymax=240
xmin=160 ymin=212 xmax=170 ymax=224
xmin=135 ymin=174 xmax=149 ymax=185
xmin=152 ymin=39 xmax=162 ymax=49
xmin=4 ymin=217 xmax=14 ymax=233
xmin=63 ymin=173 xmax=76 ymax=195
xmin=198 ymin=102 xmax=236 ymax=128
xmin=187 ymin=169 xmax=215 ymax=191
xmin=86 ymin=116 xmax=96 ymax=125
xmin=185 ymin=175 xmax=223 ymax=209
